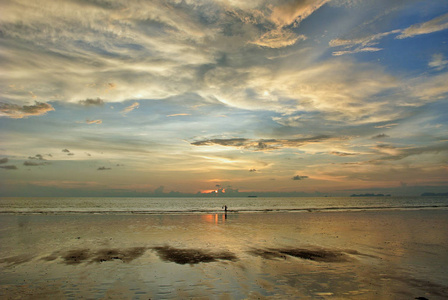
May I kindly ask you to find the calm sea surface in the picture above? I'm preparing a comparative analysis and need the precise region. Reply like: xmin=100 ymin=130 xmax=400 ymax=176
xmin=0 ymin=196 xmax=447 ymax=214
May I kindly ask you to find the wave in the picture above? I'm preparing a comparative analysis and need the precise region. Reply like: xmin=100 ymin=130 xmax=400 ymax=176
xmin=1 ymin=204 xmax=447 ymax=215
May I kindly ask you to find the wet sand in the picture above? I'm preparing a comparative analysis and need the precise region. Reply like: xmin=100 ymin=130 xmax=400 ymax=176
xmin=1 ymin=210 xmax=447 ymax=299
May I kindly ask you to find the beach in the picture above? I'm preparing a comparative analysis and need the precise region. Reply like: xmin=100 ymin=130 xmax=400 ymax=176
xmin=1 ymin=209 xmax=447 ymax=299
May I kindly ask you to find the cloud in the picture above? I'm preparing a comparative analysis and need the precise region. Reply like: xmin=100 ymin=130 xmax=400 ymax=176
xmin=0 ymin=0 xmax=217 ymax=104
xmin=97 ymin=167 xmax=111 ymax=171
xmin=249 ymin=169 xmax=257 ymax=172
xmin=61 ymin=149 xmax=74 ymax=156
xmin=79 ymin=98 xmax=105 ymax=106
xmin=0 ymin=158 xmax=8 ymax=164
xmin=204 ymin=59 xmax=399 ymax=123
xmin=166 ymin=113 xmax=191 ymax=117
xmin=408 ymin=72 xmax=448 ymax=102
xmin=330 ymin=151 xmax=357 ymax=157
xmin=86 ymin=119 xmax=102 ymax=124
xmin=122 ymin=102 xmax=139 ymax=114
xmin=250 ymin=0 xmax=329 ymax=48
xmin=0 ymin=165 xmax=18 ymax=170
xmin=374 ymin=123 xmax=398 ymax=129
xmin=331 ymin=47 xmax=383 ymax=56
xmin=329 ymin=30 xmax=400 ymax=56
xmin=251 ymin=29 xmax=307 ymax=48
xmin=292 ymin=175 xmax=308 ymax=180
xmin=429 ymin=53 xmax=448 ymax=71
xmin=372 ymin=134 xmax=389 ymax=139
xmin=191 ymin=135 xmax=335 ymax=151
xmin=0 ymin=102 xmax=54 ymax=119
xmin=269 ymin=0 xmax=329 ymax=27
xmin=397 ymin=13 xmax=448 ymax=39
xmin=24 ymin=161 xmax=48 ymax=166
xmin=28 ymin=154 xmax=46 ymax=160
xmin=192 ymin=138 xmax=249 ymax=147
xmin=370 ymin=143 xmax=448 ymax=163
xmin=330 ymin=13 xmax=448 ymax=56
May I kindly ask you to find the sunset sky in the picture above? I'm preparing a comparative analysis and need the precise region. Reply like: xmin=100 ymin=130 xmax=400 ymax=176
xmin=1 ymin=0 xmax=447 ymax=197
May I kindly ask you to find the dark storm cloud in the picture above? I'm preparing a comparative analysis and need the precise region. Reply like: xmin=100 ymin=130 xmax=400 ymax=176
xmin=78 ymin=98 xmax=105 ymax=106
xmin=0 ymin=158 xmax=8 ymax=164
xmin=97 ymin=166 xmax=111 ymax=170
xmin=191 ymin=138 xmax=249 ymax=147
xmin=0 ymin=165 xmax=17 ymax=170
xmin=292 ymin=175 xmax=308 ymax=180
xmin=0 ymin=102 xmax=54 ymax=119
xmin=372 ymin=133 xmax=389 ymax=139
xmin=28 ymin=154 xmax=46 ymax=161
xmin=24 ymin=161 xmax=48 ymax=166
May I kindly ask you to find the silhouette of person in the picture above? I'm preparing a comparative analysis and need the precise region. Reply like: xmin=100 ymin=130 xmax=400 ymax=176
xmin=223 ymin=205 xmax=228 ymax=220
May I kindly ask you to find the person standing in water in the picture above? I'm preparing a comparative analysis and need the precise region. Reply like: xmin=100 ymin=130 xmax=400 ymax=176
xmin=222 ymin=205 xmax=228 ymax=220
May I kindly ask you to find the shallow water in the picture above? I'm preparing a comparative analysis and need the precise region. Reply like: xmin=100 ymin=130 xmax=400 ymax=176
xmin=1 ymin=196 xmax=447 ymax=214
xmin=1 ymin=210 xmax=448 ymax=299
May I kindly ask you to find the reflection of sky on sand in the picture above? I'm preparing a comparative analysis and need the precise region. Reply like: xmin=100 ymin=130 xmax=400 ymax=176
xmin=1 ymin=211 xmax=448 ymax=299
xmin=201 ymin=213 xmax=227 ymax=225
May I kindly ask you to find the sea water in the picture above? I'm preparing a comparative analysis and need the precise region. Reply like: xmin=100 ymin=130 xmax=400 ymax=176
xmin=0 ymin=196 xmax=447 ymax=214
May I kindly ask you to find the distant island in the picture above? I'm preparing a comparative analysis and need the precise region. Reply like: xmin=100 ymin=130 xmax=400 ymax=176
xmin=421 ymin=192 xmax=448 ymax=197
xmin=350 ymin=193 xmax=391 ymax=197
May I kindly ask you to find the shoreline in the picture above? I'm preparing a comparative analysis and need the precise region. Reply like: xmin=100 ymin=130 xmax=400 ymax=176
xmin=1 ymin=204 xmax=447 ymax=215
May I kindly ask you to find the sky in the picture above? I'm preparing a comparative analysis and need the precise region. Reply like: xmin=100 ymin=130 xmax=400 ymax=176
xmin=1 ymin=0 xmax=448 ymax=197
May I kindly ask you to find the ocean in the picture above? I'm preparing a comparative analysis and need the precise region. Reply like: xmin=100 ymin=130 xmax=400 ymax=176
xmin=1 ymin=196 xmax=447 ymax=214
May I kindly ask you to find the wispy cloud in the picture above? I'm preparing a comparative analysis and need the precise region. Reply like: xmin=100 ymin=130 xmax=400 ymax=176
xmin=397 ymin=12 xmax=448 ymax=39
xmin=329 ymin=30 xmax=400 ymax=56
xmin=0 ymin=102 xmax=54 ymax=119
xmin=86 ymin=119 xmax=102 ymax=124
xmin=204 ymin=59 xmax=398 ymax=123
xmin=330 ymin=13 xmax=448 ymax=56
xmin=191 ymin=135 xmax=336 ymax=151
xmin=369 ymin=143 xmax=448 ymax=163
xmin=167 ymin=113 xmax=191 ymax=117
xmin=330 ymin=151 xmax=358 ymax=157
xmin=252 ymin=29 xmax=307 ymax=49
xmin=122 ymin=102 xmax=139 ymax=114
xmin=374 ymin=123 xmax=398 ymax=129
xmin=429 ymin=53 xmax=448 ymax=71
xmin=250 ymin=0 xmax=328 ymax=48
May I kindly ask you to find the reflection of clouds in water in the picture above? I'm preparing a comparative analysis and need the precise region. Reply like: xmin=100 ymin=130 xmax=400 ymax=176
xmin=152 ymin=246 xmax=237 ymax=265
xmin=38 ymin=247 xmax=148 ymax=265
